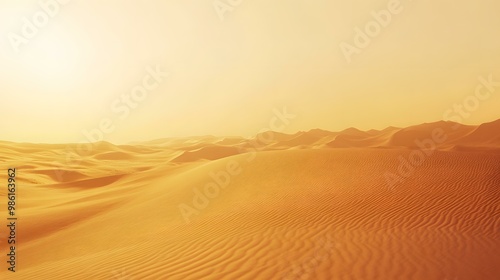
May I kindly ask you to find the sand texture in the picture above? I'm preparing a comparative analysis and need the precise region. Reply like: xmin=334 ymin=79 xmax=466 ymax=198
xmin=0 ymin=120 xmax=499 ymax=279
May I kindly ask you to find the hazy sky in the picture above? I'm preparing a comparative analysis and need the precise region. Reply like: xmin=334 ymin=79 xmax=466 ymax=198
xmin=1 ymin=0 xmax=499 ymax=143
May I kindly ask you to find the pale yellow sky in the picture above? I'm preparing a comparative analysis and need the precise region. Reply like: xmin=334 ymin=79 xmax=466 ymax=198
xmin=1 ymin=0 xmax=499 ymax=143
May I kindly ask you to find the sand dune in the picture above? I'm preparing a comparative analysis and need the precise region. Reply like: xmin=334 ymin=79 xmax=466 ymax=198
xmin=272 ymin=120 xmax=500 ymax=152
xmin=339 ymin=127 xmax=372 ymax=138
xmin=93 ymin=151 xmax=136 ymax=160
xmin=455 ymin=119 xmax=500 ymax=147
xmin=172 ymin=145 xmax=242 ymax=163
xmin=0 ymin=119 xmax=499 ymax=279
xmin=270 ymin=132 xmax=333 ymax=148
xmin=386 ymin=121 xmax=473 ymax=149
xmin=126 ymin=119 xmax=500 ymax=155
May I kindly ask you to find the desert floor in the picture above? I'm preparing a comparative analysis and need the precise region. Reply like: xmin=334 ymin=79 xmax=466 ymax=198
xmin=0 ymin=121 xmax=499 ymax=280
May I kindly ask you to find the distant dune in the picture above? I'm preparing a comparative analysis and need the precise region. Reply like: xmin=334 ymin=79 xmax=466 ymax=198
xmin=456 ymin=119 xmax=500 ymax=147
xmin=0 ymin=119 xmax=498 ymax=279
xmin=171 ymin=145 xmax=242 ymax=162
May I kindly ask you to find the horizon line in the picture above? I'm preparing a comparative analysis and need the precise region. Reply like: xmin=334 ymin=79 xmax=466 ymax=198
xmin=1 ymin=118 xmax=498 ymax=146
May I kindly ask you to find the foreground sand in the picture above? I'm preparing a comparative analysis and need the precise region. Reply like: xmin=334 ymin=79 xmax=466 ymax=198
xmin=0 ymin=121 xmax=499 ymax=279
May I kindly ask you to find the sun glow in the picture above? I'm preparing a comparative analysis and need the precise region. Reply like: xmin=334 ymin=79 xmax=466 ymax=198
xmin=20 ymin=34 xmax=83 ymax=87
xmin=0 ymin=1 xmax=499 ymax=144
